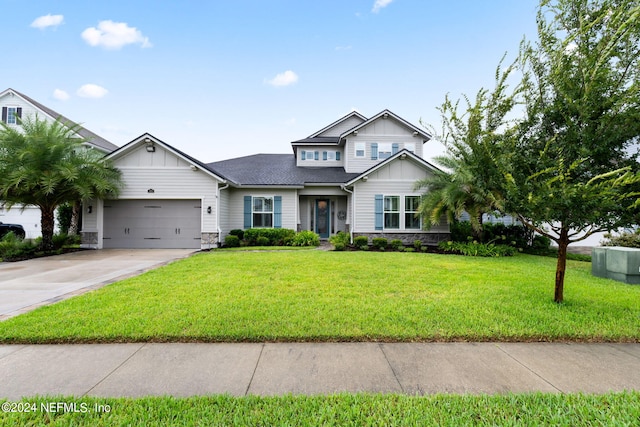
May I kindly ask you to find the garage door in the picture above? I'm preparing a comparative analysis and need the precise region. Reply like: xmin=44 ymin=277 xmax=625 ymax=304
xmin=103 ymin=200 xmax=202 ymax=249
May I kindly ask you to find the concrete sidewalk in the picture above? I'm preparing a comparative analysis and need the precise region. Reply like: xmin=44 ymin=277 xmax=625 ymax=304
xmin=0 ymin=249 xmax=195 ymax=320
xmin=1 ymin=342 xmax=638 ymax=399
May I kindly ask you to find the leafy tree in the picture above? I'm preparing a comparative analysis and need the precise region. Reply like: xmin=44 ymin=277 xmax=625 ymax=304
xmin=415 ymin=61 xmax=518 ymax=237
xmin=500 ymin=0 xmax=640 ymax=302
xmin=0 ymin=115 xmax=123 ymax=250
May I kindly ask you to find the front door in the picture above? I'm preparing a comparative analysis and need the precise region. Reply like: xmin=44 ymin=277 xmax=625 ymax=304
xmin=315 ymin=199 xmax=330 ymax=238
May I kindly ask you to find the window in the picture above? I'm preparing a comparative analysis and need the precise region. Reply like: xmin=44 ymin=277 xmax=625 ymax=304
xmin=378 ymin=143 xmax=392 ymax=160
xmin=302 ymin=150 xmax=315 ymax=161
xmin=405 ymin=143 xmax=415 ymax=153
xmin=252 ymin=197 xmax=273 ymax=228
xmin=355 ymin=142 xmax=365 ymax=158
xmin=405 ymin=196 xmax=421 ymax=229
xmin=2 ymin=107 xmax=21 ymax=125
xmin=384 ymin=196 xmax=400 ymax=229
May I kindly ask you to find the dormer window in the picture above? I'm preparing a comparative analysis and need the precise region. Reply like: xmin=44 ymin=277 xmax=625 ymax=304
xmin=1 ymin=107 xmax=22 ymax=125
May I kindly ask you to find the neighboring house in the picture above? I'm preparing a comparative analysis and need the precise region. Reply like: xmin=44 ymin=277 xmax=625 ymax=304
xmin=82 ymin=109 xmax=450 ymax=249
xmin=0 ymin=88 xmax=118 ymax=238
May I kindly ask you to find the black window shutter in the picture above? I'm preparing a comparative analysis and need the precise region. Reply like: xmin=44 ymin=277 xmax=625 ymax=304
xmin=1 ymin=107 xmax=6 ymax=123
xmin=16 ymin=108 xmax=22 ymax=119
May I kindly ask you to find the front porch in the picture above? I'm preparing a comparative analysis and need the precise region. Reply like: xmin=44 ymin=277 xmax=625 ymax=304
xmin=298 ymin=195 xmax=349 ymax=239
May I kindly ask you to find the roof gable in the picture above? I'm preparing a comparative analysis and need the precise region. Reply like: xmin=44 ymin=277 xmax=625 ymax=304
xmin=0 ymin=88 xmax=118 ymax=153
xmin=344 ymin=149 xmax=440 ymax=186
xmin=308 ymin=111 xmax=367 ymax=138
xmin=107 ymin=133 xmax=226 ymax=182
xmin=340 ymin=109 xmax=431 ymax=141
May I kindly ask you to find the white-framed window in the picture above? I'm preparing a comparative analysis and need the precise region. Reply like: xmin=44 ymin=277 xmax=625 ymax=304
xmin=377 ymin=143 xmax=392 ymax=160
xmin=405 ymin=196 xmax=421 ymax=229
xmin=253 ymin=196 xmax=273 ymax=228
xmin=326 ymin=151 xmax=335 ymax=161
xmin=384 ymin=196 xmax=400 ymax=229
xmin=404 ymin=143 xmax=415 ymax=153
xmin=2 ymin=106 xmax=20 ymax=125
xmin=355 ymin=142 xmax=365 ymax=158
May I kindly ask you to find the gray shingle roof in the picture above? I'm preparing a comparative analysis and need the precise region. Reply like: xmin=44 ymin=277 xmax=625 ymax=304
xmin=207 ymin=154 xmax=360 ymax=186
xmin=6 ymin=88 xmax=118 ymax=153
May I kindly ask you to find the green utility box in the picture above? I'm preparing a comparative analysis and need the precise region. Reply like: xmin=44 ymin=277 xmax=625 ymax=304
xmin=591 ymin=246 xmax=640 ymax=284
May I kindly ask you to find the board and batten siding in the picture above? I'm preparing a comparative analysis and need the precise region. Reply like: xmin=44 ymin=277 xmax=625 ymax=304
xmin=351 ymin=159 xmax=448 ymax=233
xmin=225 ymin=188 xmax=298 ymax=232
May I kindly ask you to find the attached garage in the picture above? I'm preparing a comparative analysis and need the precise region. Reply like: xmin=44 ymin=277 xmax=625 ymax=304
xmin=102 ymin=199 xmax=202 ymax=249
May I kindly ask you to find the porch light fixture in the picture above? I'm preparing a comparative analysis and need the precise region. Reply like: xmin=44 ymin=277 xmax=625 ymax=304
xmin=207 ymin=206 xmax=212 ymax=214
xmin=145 ymin=138 xmax=155 ymax=152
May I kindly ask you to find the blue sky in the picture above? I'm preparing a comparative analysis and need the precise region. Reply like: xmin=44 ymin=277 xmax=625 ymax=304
xmin=5 ymin=0 xmax=539 ymax=162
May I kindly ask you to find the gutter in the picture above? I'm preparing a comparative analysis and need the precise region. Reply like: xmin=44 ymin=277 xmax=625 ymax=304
xmin=340 ymin=184 xmax=354 ymax=244
xmin=216 ymin=183 xmax=230 ymax=248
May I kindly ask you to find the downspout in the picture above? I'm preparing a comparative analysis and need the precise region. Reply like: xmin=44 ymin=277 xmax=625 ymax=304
xmin=341 ymin=184 xmax=354 ymax=244
xmin=217 ymin=183 xmax=229 ymax=248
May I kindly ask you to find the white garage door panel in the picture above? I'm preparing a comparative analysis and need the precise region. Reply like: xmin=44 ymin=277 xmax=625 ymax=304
xmin=103 ymin=200 xmax=201 ymax=249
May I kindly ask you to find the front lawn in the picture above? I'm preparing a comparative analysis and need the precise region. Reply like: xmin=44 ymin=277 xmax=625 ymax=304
xmin=1 ymin=251 xmax=638 ymax=343
xmin=1 ymin=393 xmax=639 ymax=426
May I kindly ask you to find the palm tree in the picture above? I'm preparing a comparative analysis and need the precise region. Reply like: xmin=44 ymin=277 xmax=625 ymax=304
xmin=415 ymin=154 xmax=502 ymax=238
xmin=0 ymin=115 xmax=122 ymax=250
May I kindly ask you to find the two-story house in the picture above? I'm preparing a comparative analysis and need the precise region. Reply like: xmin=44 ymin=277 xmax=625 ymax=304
xmin=0 ymin=88 xmax=118 ymax=238
xmin=82 ymin=109 xmax=449 ymax=249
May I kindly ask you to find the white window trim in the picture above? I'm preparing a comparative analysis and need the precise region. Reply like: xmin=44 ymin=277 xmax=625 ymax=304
xmin=252 ymin=196 xmax=274 ymax=228
xmin=382 ymin=194 xmax=422 ymax=230
xmin=6 ymin=106 xmax=18 ymax=125
xmin=355 ymin=142 xmax=365 ymax=158
xmin=377 ymin=143 xmax=392 ymax=160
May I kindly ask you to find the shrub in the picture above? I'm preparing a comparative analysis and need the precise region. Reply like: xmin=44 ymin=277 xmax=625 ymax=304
xmin=353 ymin=236 xmax=369 ymax=250
xmin=601 ymin=229 xmax=640 ymax=248
xmin=291 ymin=231 xmax=320 ymax=247
xmin=224 ymin=235 xmax=240 ymax=248
xmin=413 ymin=240 xmax=423 ymax=251
xmin=438 ymin=240 xmax=516 ymax=257
xmin=390 ymin=239 xmax=404 ymax=251
xmin=531 ymin=235 xmax=551 ymax=251
xmin=256 ymin=236 xmax=270 ymax=246
xmin=329 ymin=232 xmax=350 ymax=251
xmin=372 ymin=237 xmax=388 ymax=251
xmin=404 ymin=247 xmax=416 ymax=252
xmin=52 ymin=233 xmax=80 ymax=249
xmin=243 ymin=228 xmax=296 ymax=246
xmin=229 ymin=229 xmax=244 ymax=240
xmin=0 ymin=232 xmax=38 ymax=261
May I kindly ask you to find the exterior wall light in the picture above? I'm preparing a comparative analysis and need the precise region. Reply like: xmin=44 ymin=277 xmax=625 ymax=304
xmin=207 ymin=206 xmax=212 ymax=214
xmin=87 ymin=205 xmax=93 ymax=214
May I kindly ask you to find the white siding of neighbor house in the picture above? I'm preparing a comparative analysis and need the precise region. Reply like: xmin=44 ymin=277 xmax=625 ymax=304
xmin=351 ymin=158 xmax=448 ymax=233
xmin=316 ymin=115 xmax=365 ymax=137
xmin=225 ymin=188 xmax=298 ymax=232
xmin=218 ymin=185 xmax=231 ymax=239
xmin=0 ymin=205 xmax=59 ymax=239
xmin=343 ymin=118 xmax=425 ymax=173
xmin=296 ymin=147 xmax=344 ymax=167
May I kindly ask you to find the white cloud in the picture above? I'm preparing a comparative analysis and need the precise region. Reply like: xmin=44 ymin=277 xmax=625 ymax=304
xmin=52 ymin=89 xmax=69 ymax=101
xmin=266 ymin=70 xmax=299 ymax=87
xmin=31 ymin=14 xmax=64 ymax=29
xmin=81 ymin=20 xmax=152 ymax=50
xmin=372 ymin=0 xmax=393 ymax=13
xmin=76 ymin=84 xmax=108 ymax=99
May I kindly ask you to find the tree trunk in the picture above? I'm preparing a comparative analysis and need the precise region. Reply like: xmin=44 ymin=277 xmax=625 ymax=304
xmin=69 ymin=200 xmax=81 ymax=236
xmin=40 ymin=205 xmax=56 ymax=251
xmin=554 ymin=227 xmax=569 ymax=303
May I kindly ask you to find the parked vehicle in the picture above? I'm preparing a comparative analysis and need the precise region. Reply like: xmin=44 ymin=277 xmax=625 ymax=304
xmin=0 ymin=222 xmax=26 ymax=239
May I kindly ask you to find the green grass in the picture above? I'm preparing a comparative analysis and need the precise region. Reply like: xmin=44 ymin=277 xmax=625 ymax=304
xmin=1 ymin=251 xmax=638 ymax=343
xmin=1 ymin=393 xmax=638 ymax=426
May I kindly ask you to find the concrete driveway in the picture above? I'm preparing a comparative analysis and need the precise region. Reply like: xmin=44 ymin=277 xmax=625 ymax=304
xmin=0 ymin=249 xmax=196 ymax=320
